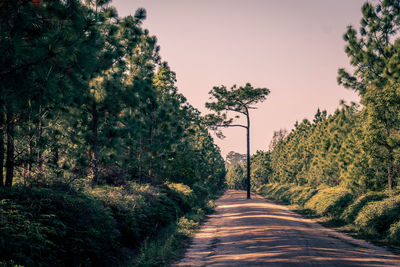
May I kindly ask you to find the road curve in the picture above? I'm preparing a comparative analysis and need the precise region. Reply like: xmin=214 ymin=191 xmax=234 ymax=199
xmin=173 ymin=190 xmax=400 ymax=267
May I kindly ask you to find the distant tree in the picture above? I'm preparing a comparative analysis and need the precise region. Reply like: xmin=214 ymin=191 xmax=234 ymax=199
xmin=313 ymin=108 xmax=327 ymax=124
xmin=250 ymin=150 xmax=272 ymax=188
xmin=205 ymin=83 xmax=270 ymax=199
xmin=226 ymin=151 xmax=247 ymax=166
xmin=225 ymin=164 xmax=246 ymax=190
xmin=268 ymin=129 xmax=288 ymax=152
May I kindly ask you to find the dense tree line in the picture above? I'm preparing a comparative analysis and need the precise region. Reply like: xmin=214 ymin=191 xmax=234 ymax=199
xmin=230 ymin=0 xmax=400 ymax=194
xmin=0 ymin=0 xmax=225 ymax=189
xmin=269 ymin=0 xmax=400 ymax=193
xmin=0 ymin=1 xmax=226 ymax=265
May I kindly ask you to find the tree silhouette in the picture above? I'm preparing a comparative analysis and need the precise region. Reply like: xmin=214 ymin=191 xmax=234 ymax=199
xmin=205 ymin=83 xmax=270 ymax=199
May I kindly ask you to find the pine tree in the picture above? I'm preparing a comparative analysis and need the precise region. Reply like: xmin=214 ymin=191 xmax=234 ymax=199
xmin=205 ymin=83 xmax=270 ymax=199
xmin=338 ymin=0 xmax=400 ymax=191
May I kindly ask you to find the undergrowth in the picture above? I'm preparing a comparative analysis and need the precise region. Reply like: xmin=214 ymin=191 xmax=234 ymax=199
xmin=0 ymin=182 xmax=222 ymax=267
xmin=133 ymin=200 xmax=217 ymax=267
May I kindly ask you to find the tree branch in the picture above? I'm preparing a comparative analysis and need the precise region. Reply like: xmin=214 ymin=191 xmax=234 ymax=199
xmin=214 ymin=124 xmax=247 ymax=129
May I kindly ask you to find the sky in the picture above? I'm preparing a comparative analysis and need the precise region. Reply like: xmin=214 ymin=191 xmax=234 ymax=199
xmin=112 ymin=0 xmax=364 ymax=158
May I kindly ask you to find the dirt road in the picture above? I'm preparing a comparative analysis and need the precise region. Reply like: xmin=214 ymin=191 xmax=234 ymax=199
xmin=174 ymin=190 xmax=400 ymax=266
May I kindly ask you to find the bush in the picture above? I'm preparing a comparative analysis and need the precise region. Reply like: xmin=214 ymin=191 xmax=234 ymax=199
xmin=304 ymin=187 xmax=354 ymax=216
xmin=342 ymin=191 xmax=388 ymax=223
xmin=165 ymin=182 xmax=196 ymax=211
xmin=257 ymin=183 xmax=296 ymax=203
xmin=270 ymin=184 xmax=291 ymax=202
xmin=388 ymin=221 xmax=400 ymax=245
xmin=0 ymin=180 xmax=220 ymax=266
xmin=88 ymin=182 xmax=188 ymax=249
xmin=354 ymin=195 xmax=400 ymax=236
xmin=290 ymin=186 xmax=319 ymax=206
xmin=256 ymin=183 xmax=276 ymax=195
xmin=278 ymin=185 xmax=317 ymax=205
xmin=0 ymin=187 xmax=119 ymax=267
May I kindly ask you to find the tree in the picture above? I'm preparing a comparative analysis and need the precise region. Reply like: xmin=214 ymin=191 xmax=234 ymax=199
xmin=205 ymin=83 xmax=270 ymax=199
xmin=250 ymin=150 xmax=272 ymax=188
xmin=338 ymin=0 xmax=400 ymax=191
xmin=225 ymin=151 xmax=246 ymax=166
xmin=268 ymin=129 xmax=288 ymax=151
xmin=226 ymin=164 xmax=246 ymax=189
xmin=0 ymin=0 xmax=101 ymax=186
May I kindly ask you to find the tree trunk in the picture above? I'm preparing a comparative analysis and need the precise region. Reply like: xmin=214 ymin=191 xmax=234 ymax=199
xmin=246 ymin=113 xmax=251 ymax=199
xmin=5 ymin=113 xmax=14 ymax=187
xmin=28 ymin=101 xmax=33 ymax=180
xmin=52 ymin=130 xmax=59 ymax=167
xmin=91 ymin=101 xmax=99 ymax=185
xmin=37 ymin=107 xmax=44 ymax=172
xmin=388 ymin=161 xmax=393 ymax=192
xmin=138 ymin=136 xmax=142 ymax=183
xmin=148 ymin=120 xmax=154 ymax=179
xmin=0 ymin=111 xmax=4 ymax=187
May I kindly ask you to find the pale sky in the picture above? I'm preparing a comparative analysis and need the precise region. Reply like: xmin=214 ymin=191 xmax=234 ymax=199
xmin=112 ymin=0 xmax=363 ymax=157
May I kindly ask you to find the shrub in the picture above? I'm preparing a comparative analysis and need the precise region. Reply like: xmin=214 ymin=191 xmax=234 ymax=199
xmin=256 ymin=183 xmax=276 ymax=196
xmin=388 ymin=221 xmax=400 ymax=245
xmin=165 ymin=182 xmax=196 ymax=211
xmin=290 ymin=186 xmax=319 ymax=206
xmin=278 ymin=185 xmax=310 ymax=204
xmin=88 ymin=182 xmax=187 ymax=249
xmin=257 ymin=183 xmax=299 ymax=203
xmin=0 ymin=187 xmax=119 ymax=267
xmin=304 ymin=187 xmax=354 ymax=216
xmin=191 ymin=183 xmax=209 ymax=200
xmin=355 ymin=195 xmax=400 ymax=236
xmin=271 ymin=184 xmax=291 ymax=202
xmin=342 ymin=191 xmax=388 ymax=223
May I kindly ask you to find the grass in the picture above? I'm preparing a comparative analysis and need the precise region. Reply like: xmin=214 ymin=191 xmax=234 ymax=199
xmin=132 ymin=199 xmax=217 ymax=266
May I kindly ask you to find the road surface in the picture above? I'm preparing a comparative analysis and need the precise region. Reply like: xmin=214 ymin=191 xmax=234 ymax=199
xmin=174 ymin=190 xmax=400 ymax=266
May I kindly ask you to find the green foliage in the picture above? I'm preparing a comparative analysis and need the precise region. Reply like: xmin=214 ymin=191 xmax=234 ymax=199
xmin=0 ymin=181 xmax=221 ymax=266
xmin=250 ymin=151 xmax=272 ymax=189
xmin=342 ymin=191 xmax=388 ymax=223
xmin=225 ymin=151 xmax=246 ymax=166
xmin=0 ymin=186 xmax=119 ymax=267
xmin=290 ymin=186 xmax=319 ymax=206
xmin=355 ymin=195 xmax=400 ymax=236
xmin=134 ymin=209 xmax=205 ymax=267
xmin=388 ymin=221 xmax=400 ymax=245
xmin=225 ymin=151 xmax=271 ymax=190
xmin=0 ymin=0 xmax=226 ymax=266
xmin=204 ymin=83 xmax=270 ymax=130
xmin=256 ymin=183 xmax=319 ymax=209
xmin=304 ymin=187 xmax=354 ymax=217
xmin=337 ymin=0 xmax=400 ymax=191
xmin=225 ymin=164 xmax=246 ymax=190
xmin=269 ymin=104 xmax=358 ymax=188
xmin=256 ymin=183 xmax=290 ymax=202
xmin=133 ymin=195 xmax=217 ymax=267
xmin=166 ymin=182 xmax=196 ymax=208
xmin=264 ymin=1 xmax=400 ymax=193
